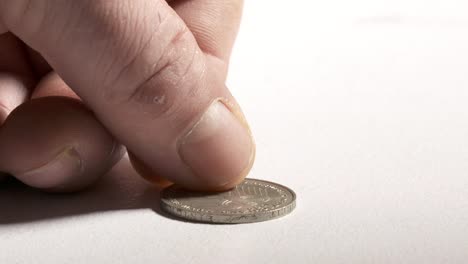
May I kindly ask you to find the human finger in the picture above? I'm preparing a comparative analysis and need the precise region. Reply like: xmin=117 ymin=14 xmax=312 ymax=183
xmin=0 ymin=32 xmax=35 ymax=182
xmin=0 ymin=0 xmax=255 ymax=190
xmin=0 ymin=32 xmax=34 ymax=122
xmin=0 ymin=95 xmax=124 ymax=192
xmin=170 ymin=0 xmax=243 ymax=62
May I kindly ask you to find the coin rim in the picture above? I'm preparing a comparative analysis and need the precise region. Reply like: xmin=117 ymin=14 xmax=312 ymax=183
xmin=160 ymin=178 xmax=296 ymax=224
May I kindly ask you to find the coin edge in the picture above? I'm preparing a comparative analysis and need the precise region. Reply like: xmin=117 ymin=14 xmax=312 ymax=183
xmin=160 ymin=178 xmax=296 ymax=224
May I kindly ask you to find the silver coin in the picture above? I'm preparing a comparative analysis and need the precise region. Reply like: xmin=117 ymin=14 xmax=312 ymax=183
xmin=160 ymin=178 xmax=296 ymax=224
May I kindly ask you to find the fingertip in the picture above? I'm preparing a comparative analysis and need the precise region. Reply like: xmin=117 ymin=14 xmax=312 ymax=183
xmin=15 ymin=146 xmax=84 ymax=192
xmin=128 ymin=151 xmax=173 ymax=188
xmin=128 ymin=97 xmax=256 ymax=192
xmin=178 ymin=99 xmax=255 ymax=190
xmin=0 ymin=97 xmax=122 ymax=192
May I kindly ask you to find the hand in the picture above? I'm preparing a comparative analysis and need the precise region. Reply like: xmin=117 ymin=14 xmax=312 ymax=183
xmin=0 ymin=0 xmax=255 ymax=192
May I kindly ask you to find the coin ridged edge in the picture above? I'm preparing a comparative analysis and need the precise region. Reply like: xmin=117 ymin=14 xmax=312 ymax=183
xmin=160 ymin=179 xmax=296 ymax=224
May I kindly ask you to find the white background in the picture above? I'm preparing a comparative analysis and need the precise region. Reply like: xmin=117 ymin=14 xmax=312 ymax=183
xmin=2 ymin=0 xmax=468 ymax=263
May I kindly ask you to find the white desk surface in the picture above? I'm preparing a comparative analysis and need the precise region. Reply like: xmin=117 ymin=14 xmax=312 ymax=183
xmin=2 ymin=1 xmax=468 ymax=263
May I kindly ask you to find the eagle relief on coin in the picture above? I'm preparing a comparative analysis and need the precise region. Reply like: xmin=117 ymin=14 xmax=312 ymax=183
xmin=160 ymin=179 xmax=296 ymax=224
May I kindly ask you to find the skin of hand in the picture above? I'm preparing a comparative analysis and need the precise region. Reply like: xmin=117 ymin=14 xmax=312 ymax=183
xmin=0 ymin=0 xmax=255 ymax=192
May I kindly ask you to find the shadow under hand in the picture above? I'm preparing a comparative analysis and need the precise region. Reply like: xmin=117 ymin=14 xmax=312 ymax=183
xmin=0 ymin=157 xmax=166 ymax=224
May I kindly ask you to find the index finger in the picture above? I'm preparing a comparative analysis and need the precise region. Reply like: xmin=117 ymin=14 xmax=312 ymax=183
xmin=170 ymin=0 xmax=244 ymax=62
xmin=0 ymin=0 xmax=255 ymax=190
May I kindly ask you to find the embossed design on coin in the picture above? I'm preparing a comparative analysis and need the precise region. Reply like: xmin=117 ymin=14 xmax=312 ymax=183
xmin=160 ymin=179 xmax=296 ymax=224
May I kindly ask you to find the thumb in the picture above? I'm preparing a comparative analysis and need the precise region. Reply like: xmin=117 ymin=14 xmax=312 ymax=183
xmin=0 ymin=0 xmax=255 ymax=190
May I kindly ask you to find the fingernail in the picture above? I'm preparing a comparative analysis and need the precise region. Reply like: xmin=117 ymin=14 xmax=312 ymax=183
xmin=14 ymin=147 xmax=83 ymax=189
xmin=179 ymin=100 xmax=255 ymax=189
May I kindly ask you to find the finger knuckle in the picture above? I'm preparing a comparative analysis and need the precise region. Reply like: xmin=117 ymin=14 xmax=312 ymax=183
xmin=103 ymin=20 xmax=205 ymax=120
xmin=128 ymin=30 xmax=204 ymax=118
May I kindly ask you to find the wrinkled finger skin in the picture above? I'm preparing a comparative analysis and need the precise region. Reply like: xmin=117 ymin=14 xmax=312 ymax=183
xmin=0 ymin=0 xmax=255 ymax=191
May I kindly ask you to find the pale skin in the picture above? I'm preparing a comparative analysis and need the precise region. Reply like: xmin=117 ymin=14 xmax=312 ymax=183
xmin=0 ymin=0 xmax=255 ymax=192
